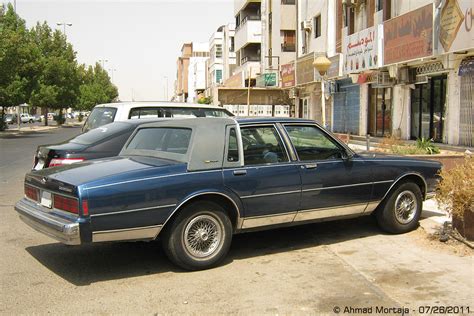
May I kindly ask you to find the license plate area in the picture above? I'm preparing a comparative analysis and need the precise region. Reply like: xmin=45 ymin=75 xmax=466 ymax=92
xmin=40 ymin=191 xmax=52 ymax=208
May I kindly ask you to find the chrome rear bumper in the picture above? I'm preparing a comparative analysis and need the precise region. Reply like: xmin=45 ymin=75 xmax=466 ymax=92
xmin=15 ymin=198 xmax=81 ymax=245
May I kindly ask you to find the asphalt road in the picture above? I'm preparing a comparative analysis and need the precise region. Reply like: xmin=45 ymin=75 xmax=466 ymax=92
xmin=0 ymin=127 xmax=472 ymax=315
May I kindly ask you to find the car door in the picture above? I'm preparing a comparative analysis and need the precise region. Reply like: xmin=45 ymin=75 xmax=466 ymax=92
xmin=223 ymin=124 xmax=301 ymax=229
xmin=282 ymin=124 xmax=373 ymax=222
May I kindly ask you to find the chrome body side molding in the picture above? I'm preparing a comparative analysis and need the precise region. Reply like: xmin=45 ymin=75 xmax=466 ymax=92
xmin=293 ymin=203 xmax=367 ymax=222
xmin=241 ymin=212 xmax=296 ymax=229
xmin=92 ymin=225 xmax=162 ymax=242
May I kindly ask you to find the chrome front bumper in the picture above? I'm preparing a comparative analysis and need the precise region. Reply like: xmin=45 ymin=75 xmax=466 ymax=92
xmin=15 ymin=198 xmax=81 ymax=245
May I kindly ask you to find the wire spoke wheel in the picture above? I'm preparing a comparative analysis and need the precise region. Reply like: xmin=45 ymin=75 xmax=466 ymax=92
xmin=184 ymin=214 xmax=222 ymax=258
xmin=394 ymin=190 xmax=417 ymax=224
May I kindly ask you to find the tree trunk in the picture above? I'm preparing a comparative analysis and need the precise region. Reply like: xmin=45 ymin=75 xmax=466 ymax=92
xmin=43 ymin=107 xmax=48 ymax=126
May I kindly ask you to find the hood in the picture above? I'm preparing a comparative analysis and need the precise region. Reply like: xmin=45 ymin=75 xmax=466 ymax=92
xmin=29 ymin=156 xmax=184 ymax=187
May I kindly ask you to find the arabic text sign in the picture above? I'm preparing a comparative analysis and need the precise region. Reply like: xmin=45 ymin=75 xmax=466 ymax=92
xmin=384 ymin=4 xmax=433 ymax=65
xmin=343 ymin=26 xmax=377 ymax=73
xmin=439 ymin=0 xmax=473 ymax=53
xmin=281 ymin=62 xmax=295 ymax=88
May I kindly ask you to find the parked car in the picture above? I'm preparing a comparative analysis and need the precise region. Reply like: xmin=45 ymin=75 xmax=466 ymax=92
xmin=15 ymin=118 xmax=442 ymax=270
xmin=4 ymin=114 xmax=17 ymax=124
xmin=20 ymin=113 xmax=34 ymax=123
xmin=47 ymin=113 xmax=55 ymax=120
xmin=82 ymin=101 xmax=234 ymax=133
xmin=32 ymin=114 xmax=42 ymax=122
xmin=33 ymin=119 xmax=166 ymax=170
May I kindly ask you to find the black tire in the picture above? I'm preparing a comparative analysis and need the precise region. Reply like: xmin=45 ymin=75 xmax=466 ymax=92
xmin=161 ymin=201 xmax=232 ymax=270
xmin=376 ymin=182 xmax=422 ymax=234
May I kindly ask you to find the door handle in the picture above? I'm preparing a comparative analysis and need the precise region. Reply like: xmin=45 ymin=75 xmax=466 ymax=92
xmin=304 ymin=163 xmax=318 ymax=169
xmin=233 ymin=170 xmax=247 ymax=176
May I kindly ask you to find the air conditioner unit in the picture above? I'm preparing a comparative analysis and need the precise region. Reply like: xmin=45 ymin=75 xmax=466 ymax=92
xmin=374 ymin=72 xmax=395 ymax=86
xmin=415 ymin=75 xmax=429 ymax=85
xmin=301 ymin=20 xmax=312 ymax=31
xmin=398 ymin=67 xmax=416 ymax=84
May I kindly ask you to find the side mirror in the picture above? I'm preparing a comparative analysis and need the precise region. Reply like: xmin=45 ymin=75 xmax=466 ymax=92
xmin=341 ymin=150 xmax=354 ymax=161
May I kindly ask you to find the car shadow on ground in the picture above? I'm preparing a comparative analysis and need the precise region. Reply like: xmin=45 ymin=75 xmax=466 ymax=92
xmin=26 ymin=215 xmax=390 ymax=286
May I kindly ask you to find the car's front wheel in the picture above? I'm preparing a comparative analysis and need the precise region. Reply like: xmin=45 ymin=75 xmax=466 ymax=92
xmin=376 ymin=182 xmax=422 ymax=234
xmin=162 ymin=201 xmax=232 ymax=270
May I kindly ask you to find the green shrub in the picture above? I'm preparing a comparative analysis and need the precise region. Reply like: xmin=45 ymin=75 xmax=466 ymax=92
xmin=416 ymin=137 xmax=440 ymax=155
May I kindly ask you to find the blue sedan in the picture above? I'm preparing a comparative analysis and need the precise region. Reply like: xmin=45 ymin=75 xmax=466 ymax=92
xmin=15 ymin=117 xmax=441 ymax=270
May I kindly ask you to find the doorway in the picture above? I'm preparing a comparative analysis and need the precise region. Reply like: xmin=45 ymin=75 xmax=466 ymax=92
xmin=410 ymin=75 xmax=447 ymax=142
xmin=369 ymin=87 xmax=392 ymax=137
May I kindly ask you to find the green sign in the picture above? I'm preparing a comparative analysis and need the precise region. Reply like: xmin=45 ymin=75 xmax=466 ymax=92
xmin=256 ymin=73 xmax=277 ymax=87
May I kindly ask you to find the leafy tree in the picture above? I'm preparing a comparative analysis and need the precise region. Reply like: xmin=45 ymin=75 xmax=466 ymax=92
xmin=76 ymin=62 xmax=118 ymax=111
xmin=29 ymin=22 xmax=80 ymax=125
xmin=0 ymin=4 xmax=39 ymax=130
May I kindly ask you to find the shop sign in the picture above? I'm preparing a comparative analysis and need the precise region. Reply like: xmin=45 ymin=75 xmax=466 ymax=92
xmin=224 ymin=72 xmax=243 ymax=88
xmin=326 ymin=54 xmax=342 ymax=78
xmin=343 ymin=26 xmax=380 ymax=74
xmin=256 ymin=72 xmax=277 ymax=87
xmin=281 ymin=62 xmax=295 ymax=88
xmin=384 ymin=4 xmax=433 ymax=65
xmin=438 ymin=0 xmax=474 ymax=53
xmin=296 ymin=54 xmax=316 ymax=85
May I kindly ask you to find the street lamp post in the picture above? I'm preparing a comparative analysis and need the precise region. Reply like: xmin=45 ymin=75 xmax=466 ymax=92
xmin=313 ymin=55 xmax=332 ymax=128
xmin=56 ymin=22 xmax=72 ymax=36
xmin=99 ymin=59 xmax=108 ymax=69
xmin=164 ymin=76 xmax=169 ymax=101
xmin=108 ymin=68 xmax=116 ymax=83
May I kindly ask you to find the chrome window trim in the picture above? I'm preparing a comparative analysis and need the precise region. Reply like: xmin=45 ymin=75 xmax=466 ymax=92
xmin=239 ymin=123 xmax=291 ymax=165
xmin=275 ymin=122 xmax=298 ymax=161
xmin=92 ymin=224 xmax=162 ymax=242
xmin=90 ymin=204 xmax=177 ymax=217
xmin=240 ymin=189 xmax=301 ymax=199
xmin=84 ymin=169 xmax=221 ymax=191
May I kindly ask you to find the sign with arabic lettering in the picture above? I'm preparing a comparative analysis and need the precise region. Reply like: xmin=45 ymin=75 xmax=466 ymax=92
xmin=281 ymin=62 xmax=295 ymax=88
xmin=384 ymin=4 xmax=433 ymax=65
xmin=343 ymin=26 xmax=379 ymax=74
xmin=256 ymin=73 xmax=277 ymax=87
xmin=438 ymin=0 xmax=473 ymax=53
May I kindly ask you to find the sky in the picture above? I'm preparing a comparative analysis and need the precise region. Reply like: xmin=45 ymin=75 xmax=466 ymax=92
xmin=6 ymin=0 xmax=234 ymax=101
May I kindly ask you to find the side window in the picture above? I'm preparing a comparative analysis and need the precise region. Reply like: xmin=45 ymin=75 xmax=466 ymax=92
xmin=129 ymin=107 xmax=163 ymax=119
xmin=241 ymin=126 xmax=288 ymax=165
xmin=284 ymin=125 xmax=344 ymax=161
xmin=227 ymin=128 xmax=239 ymax=162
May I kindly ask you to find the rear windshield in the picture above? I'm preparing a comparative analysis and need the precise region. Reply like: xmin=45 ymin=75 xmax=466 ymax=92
xmin=72 ymin=122 xmax=133 ymax=145
xmin=129 ymin=107 xmax=232 ymax=119
xmin=126 ymin=127 xmax=192 ymax=154
xmin=83 ymin=107 xmax=117 ymax=131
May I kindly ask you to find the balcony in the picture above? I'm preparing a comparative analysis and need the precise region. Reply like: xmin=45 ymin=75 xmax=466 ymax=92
xmin=234 ymin=18 xmax=262 ymax=52
xmin=241 ymin=55 xmax=261 ymax=64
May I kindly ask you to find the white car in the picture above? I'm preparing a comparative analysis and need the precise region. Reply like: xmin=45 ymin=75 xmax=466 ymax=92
xmin=20 ymin=113 xmax=34 ymax=123
xmin=82 ymin=102 xmax=234 ymax=132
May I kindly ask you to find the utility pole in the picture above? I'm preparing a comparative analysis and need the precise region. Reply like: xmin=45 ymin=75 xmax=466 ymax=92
xmin=108 ymin=68 xmax=116 ymax=83
xmin=99 ymin=59 xmax=108 ymax=69
xmin=164 ymin=76 xmax=169 ymax=100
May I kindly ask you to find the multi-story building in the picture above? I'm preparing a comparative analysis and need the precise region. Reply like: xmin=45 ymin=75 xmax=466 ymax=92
xmin=174 ymin=43 xmax=192 ymax=102
xmin=187 ymin=42 xmax=210 ymax=103
xmin=222 ymin=23 xmax=237 ymax=83
xmin=336 ymin=0 xmax=473 ymax=147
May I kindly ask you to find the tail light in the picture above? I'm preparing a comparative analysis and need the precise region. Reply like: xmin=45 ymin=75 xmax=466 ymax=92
xmin=53 ymin=194 xmax=79 ymax=214
xmin=25 ymin=184 xmax=39 ymax=202
xmin=82 ymin=200 xmax=89 ymax=216
xmin=49 ymin=158 xmax=85 ymax=167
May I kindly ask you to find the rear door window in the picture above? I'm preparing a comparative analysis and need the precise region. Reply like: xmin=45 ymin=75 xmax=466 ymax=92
xmin=83 ymin=107 xmax=117 ymax=131
xmin=126 ymin=127 xmax=192 ymax=154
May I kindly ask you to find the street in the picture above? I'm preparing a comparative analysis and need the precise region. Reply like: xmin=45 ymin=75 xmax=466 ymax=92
xmin=0 ymin=128 xmax=473 ymax=315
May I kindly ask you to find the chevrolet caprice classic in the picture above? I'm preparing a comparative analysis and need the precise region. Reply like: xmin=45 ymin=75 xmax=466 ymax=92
xmin=15 ymin=118 xmax=442 ymax=270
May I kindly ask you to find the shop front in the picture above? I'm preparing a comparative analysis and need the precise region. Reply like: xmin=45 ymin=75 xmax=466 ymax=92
xmin=410 ymin=75 xmax=447 ymax=142
xmin=295 ymin=53 xmax=322 ymax=121
xmin=368 ymin=86 xmax=392 ymax=137
xmin=333 ymin=78 xmax=360 ymax=135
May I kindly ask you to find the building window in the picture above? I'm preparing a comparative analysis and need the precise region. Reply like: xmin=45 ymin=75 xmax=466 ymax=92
xmin=215 ymin=69 xmax=222 ymax=83
xmin=281 ymin=30 xmax=296 ymax=52
xmin=230 ymin=37 xmax=235 ymax=52
xmin=314 ymin=15 xmax=321 ymax=38
xmin=281 ymin=0 xmax=295 ymax=4
xmin=216 ymin=44 xmax=222 ymax=58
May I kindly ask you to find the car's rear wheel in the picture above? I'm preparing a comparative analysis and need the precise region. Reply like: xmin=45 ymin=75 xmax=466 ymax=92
xmin=376 ymin=182 xmax=422 ymax=234
xmin=162 ymin=201 xmax=232 ymax=270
